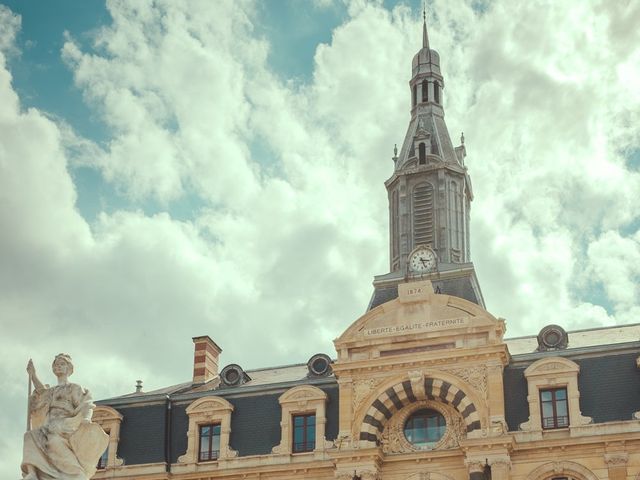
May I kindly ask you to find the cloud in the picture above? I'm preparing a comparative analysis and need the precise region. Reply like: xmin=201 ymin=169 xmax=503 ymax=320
xmin=0 ymin=5 xmax=20 ymax=54
xmin=588 ymin=230 xmax=640 ymax=323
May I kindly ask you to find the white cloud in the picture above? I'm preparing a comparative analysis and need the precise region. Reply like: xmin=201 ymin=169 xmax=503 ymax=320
xmin=588 ymin=230 xmax=640 ymax=321
xmin=0 ymin=5 xmax=20 ymax=54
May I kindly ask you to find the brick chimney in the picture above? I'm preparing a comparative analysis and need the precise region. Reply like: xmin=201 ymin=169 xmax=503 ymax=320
xmin=192 ymin=336 xmax=222 ymax=384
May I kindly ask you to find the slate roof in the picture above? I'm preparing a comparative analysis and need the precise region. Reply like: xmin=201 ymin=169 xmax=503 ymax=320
xmin=507 ymin=323 xmax=640 ymax=355
xmin=396 ymin=113 xmax=461 ymax=170
xmin=97 ymin=323 xmax=640 ymax=466
xmin=100 ymin=363 xmax=319 ymax=403
xmin=101 ymin=324 xmax=640 ymax=403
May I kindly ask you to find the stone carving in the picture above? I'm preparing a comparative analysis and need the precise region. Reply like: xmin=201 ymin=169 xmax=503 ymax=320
xmin=489 ymin=415 xmax=509 ymax=435
xmin=333 ymin=433 xmax=354 ymax=450
xmin=406 ymin=472 xmax=457 ymax=480
xmin=536 ymin=362 xmax=567 ymax=372
xmin=335 ymin=473 xmax=355 ymax=480
xmin=352 ymin=378 xmax=384 ymax=412
xmin=380 ymin=400 xmax=464 ymax=454
xmin=487 ymin=456 xmax=512 ymax=470
xmin=21 ymin=355 xmax=109 ymax=480
xmin=527 ymin=461 xmax=599 ymax=480
xmin=359 ymin=470 xmax=380 ymax=480
xmin=465 ymin=459 xmax=486 ymax=474
xmin=408 ymin=370 xmax=426 ymax=399
xmin=440 ymin=365 xmax=487 ymax=397
xmin=604 ymin=453 xmax=628 ymax=466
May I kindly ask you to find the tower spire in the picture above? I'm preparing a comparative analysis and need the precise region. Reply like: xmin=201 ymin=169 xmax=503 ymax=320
xmin=422 ymin=3 xmax=429 ymax=49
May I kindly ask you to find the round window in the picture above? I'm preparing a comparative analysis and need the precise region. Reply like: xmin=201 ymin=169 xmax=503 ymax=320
xmin=224 ymin=369 xmax=239 ymax=384
xmin=403 ymin=408 xmax=446 ymax=449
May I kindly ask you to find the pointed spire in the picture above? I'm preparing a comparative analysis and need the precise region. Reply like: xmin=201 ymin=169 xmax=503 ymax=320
xmin=422 ymin=2 xmax=429 ymax=50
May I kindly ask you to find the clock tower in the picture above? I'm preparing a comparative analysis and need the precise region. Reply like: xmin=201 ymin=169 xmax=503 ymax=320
xmin=368 ymin=14 xmax=484 ymax=310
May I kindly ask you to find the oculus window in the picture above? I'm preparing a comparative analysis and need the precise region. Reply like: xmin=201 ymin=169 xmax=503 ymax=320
xmin=199 ymin=424 xmax=221 ymax=461
xmin=292 ymin=413 xmax=316 ymax=453
xmin=540 ymin=388 xmax=569 ymax=429
xmin=403 ymin=408 xmax=445 ymax=448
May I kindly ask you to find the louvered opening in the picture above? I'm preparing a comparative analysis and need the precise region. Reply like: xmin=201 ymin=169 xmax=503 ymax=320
xmin=413 ymin=183 xmax=434 ymax=246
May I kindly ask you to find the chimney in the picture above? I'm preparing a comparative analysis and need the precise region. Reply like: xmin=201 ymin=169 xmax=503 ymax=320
xmin=192 ymin=335 xmax=222 ymax=384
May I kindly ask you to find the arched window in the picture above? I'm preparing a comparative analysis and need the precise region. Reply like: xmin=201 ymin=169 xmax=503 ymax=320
xmin=418 ymin=142 xmax=426 ymax=164
xmin=412 ymin=84 xmax=417 ymax=107
xmin=422 ymin=79 xmax=428 ymax=102
xmin=434 ymin=82 xmax=440 ymax=104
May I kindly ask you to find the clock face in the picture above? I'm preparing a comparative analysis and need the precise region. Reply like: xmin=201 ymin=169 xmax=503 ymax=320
xmin=409 ymin=248 xmax=436 ymax=273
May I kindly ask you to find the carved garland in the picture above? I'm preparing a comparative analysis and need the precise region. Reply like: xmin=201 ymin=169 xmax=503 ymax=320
xmin=439 ymin=365 xmax=488 ymax=398
xmin=352 ymin=377 xmax=385 ymax=412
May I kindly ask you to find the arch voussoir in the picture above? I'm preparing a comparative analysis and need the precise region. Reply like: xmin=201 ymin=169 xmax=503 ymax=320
xmin=358 ymin=375 xmax=482 ymax=446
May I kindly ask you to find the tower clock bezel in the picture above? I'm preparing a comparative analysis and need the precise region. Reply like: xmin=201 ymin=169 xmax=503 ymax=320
xmin=408 ymin=245 xmax=438 ymax=274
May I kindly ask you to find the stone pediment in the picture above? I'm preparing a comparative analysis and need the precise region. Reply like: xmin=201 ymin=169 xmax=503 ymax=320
xmin=335 ymin=280 xmax=504 ymax=361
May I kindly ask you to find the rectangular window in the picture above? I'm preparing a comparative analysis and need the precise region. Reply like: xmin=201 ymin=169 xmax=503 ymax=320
xmin=198 ymin=424 xmax=221 ymax=461
xmin=540 ymin=387 xmax=569 ymax=429
xmin=292 ymin=413 xmax=316 ymax=453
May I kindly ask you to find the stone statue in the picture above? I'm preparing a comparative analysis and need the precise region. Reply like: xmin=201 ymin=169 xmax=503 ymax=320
xmin=21 ymin=354 xmax=109 ymax=480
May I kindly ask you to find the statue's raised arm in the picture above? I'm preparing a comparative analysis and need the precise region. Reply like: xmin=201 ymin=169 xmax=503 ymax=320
xmin=21 ymin=354 xmax=109 ymax=480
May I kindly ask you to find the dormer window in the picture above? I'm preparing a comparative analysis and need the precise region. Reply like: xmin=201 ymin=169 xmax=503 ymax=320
xmin=419 ymin=143 xmax=426 ymax=164
xmin=421 ymin=80 xmax=428 ymax=102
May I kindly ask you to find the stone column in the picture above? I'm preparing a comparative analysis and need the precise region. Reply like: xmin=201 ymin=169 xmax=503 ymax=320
xmin=466 ymin=459 xmax=486 ymax=480
xmin=337 ymin=377 xmax=354 ymax=434
xmin=604 ymin=453 xmax=628 ymax=480
xmin=488 ymin=457 xmax=511 ymax=480
xmin=486 ymin=361 xmax=506 ymax=421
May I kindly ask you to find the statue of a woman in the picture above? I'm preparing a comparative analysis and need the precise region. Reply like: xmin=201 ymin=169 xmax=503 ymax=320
xmin=21 ymin=354 xmax=109 ymax=480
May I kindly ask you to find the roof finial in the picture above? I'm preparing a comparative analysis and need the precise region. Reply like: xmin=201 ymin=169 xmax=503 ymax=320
xmin=460 ymin=132 xmax=465 ymax=145
xmin=422 ymin=1 xmax=429 ymax=49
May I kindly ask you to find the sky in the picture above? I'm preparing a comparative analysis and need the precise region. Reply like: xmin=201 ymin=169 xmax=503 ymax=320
xmin=1 ymin=0 xmax=639 ymax=475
